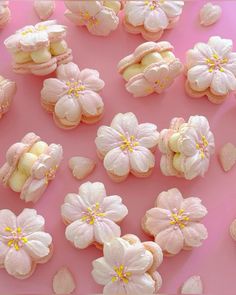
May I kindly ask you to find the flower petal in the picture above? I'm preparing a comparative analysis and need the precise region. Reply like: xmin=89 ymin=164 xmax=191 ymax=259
xmin=102 ymin=195 xmax=128 ymax=222
xmin=103 ymin=280 xmax=126 ymax=295
xmin=136 ymin=123 xmax=159 ymax=149
xmin=160 ymin=0 xmax=184 ymax=18
xmin=103 ymin=237 xmax=127 ymax=266
xmin=126 ymin=75 xmax=153 ymax=97
xmin=156 ymin=188 xmax=183 ymax=211
xmin=95 ymin=126 xmax=122 ymax=156
xmin=184 ymin=153 xmax=209 ymax=180
xmin=65 ymin=219 xmax=94 ymax=249
xmin=194 ymin=42 xmax=213 ymax=58
xmin=77 ymin=0 xmax=102 ymax=16
xmin=4 ymin=248 xmax=32 ymax=277
xmin=61 ymin=193 xmax=87 ymax=222
xmin=181 ymin=198 xmax=208 ymax=221
xmin=111 ymin=112 xmax=138 ymax=135
xmin=104 ymin=147 xmax=130 ymax=177
xmin=145 ymin=208 xmax=171 ymax=235
xmin=94 ymin=218 xmax=121 ymax=244
xmin=129 ymin=146 xmax=155 ymax=173
xmin=24 ymin=232 xmax=52 ymax=259
xmin=57 ymin=62 xmax=80 ymax=81
xmin=53 ymin=267 xmax=76 ymax=295
xmin=79 ymin=69 xmax=105 ymax=91
xmin=125 ymin=3 xmax=147 ymax=26
xmin=0 ymin=209 xmax=16 ymax=236
xmin=0 ymin=241 xmax=9 ymax=265
xmin=125 ymin=273 xmax=155 ymax=294
xmin=144 ymin=9 xmax=169 ymax=32
xmin=187 ymin=65 xmax=213 ymax=91
xmin=69 ymin=156 xmax=95 ymax=180
xmin=208 ymin=36 xmax=232 ymax=57
xmin=79 ymin=90 xmax=104 ymax=116
xmin=17 ymin=209 xmax=44 ymax=234
xmin=92 ymin=257 xmax=114 ymax=285
xmin=182 ymin=223 xmax=208 ymax=247
xmin=41 ymin=78 xmax=67 ymax=104
xmin=224 ymin=52 xmax=236 ymax=75
xmin=155 ymin=227 xmax=184 ymax=255
xmin=78 ymin=181 xmax=106 ymax=205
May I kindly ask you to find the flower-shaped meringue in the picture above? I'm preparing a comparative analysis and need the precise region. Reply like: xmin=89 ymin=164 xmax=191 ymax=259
xmin=61 ymin=182 xmax=128 ymax=249
xmin=95 ymin=112 xmax=160 ymax=181
xmin=159 ymin=116 xmax=215 ymax=180
xmin=4 ymin=20 xmax=66 ymax=51
xmin=64 ymin=0 xmax=121 ymax=36
xmin=118 ymin=41 xmax=183 ymax=97
xmin=142 ymin=188 xmax=208 ymax=256
xmin=0 ymin=76 xmax=16 ymax=119
xmin=92 ymin=235 xmax=163 ymax=294
xmin=123 ymin=0 xmax=184 ymax=41
xmin=0 ymin=0 xmax=10 ymax=28
xmin=186 ymin=36 xmax=236 ymax=104
xmin=0 ymin=208 xmax=53 ymax=279
xmin=0 ymin=132 xmax=63 ymax=203
xmin=41 ymin=62 xmax=104 ymax=129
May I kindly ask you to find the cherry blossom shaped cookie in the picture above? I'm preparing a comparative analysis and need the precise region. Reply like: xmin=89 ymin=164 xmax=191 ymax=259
xmin=95 ymin=112 xmax=160 ymax=182
xmin=185 ymin=36 xmax=236 ymax=104
xmin=123 ymin=0 xmax=184 ymax=41
xmin=118 ymin=41 xmax=183 ymax=97
xmin=0 ymin=0 xmax=10 ymax=28
xmin=61 ymin=182 xmax=128 ymax=249
xmin=4 ymin=20 xmax=72 ymax=76
xmin=142 ymin=188 xmax=208 ymax=256
xmin=0 ymin=75 xmax=16 ymax=119
xmin=92 ymin=235 xmax=163 ymax=294
xmin=0 ymin=132 xmax=63 ymax=203
xmin=0 ymin=208 xmax=53 ymax=279
xmin=41 ymin=62 xmax=105 ymax=129
xmin=159 ymin=115 xmax=215 ymax=180
xmin=64 ymin=0 xmax=121 ymax=36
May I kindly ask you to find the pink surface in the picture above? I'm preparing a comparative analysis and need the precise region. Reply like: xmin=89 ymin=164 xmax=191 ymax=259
xmin=0 ymin=1 xmax=236 ymax=294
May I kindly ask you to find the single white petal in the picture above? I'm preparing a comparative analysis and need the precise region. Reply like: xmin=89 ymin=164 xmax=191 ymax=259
xmin=125 ymin=273 xmax=155 ymax=294
xmin=69 ymin=156 xmax=95 ymax=180
xmin=104 ymin=147 xmax=130 ymax=177
xmin=181 ymin=275 xmax=203 ymax=294
xmin=208 ymin=36 xmax=232 ymax=57
xmin=144 ymin=9 xmax=169 ymax=32
xmin=129 ymin=146 xmax=155 ymax=173
xmin=92 ymin=257 xmax=114 ymax=285
xmin=78 ymin=181 xmax=106 ymax=204
xmin=94 ymin=218 xmax=121 ymax=244
xmin=61 ymin=193 xmax=87 ymax=222
xmin=53 ymin=267 xmax=76 ymax=295
xmin=110 ymin=112 xmax=138 ymax=135
xmin=17 ymin=209 xmax=44 ymax=234
xmin=0 ymin=209 xmax=16 ymax=236
xmin=102 ymin=195 xmax=128 ymax=222
xmin=188 ymin=65 xmax=213 ymax=91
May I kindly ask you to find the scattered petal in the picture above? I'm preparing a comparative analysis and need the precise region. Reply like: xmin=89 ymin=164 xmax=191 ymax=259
xmin=34 ymin=0 xmax=55 ymax=20
xmin=69 ymin=156 xmax=96 ymax=180
xmin=181 ymin=276 xmax=203 ymax=294
xmin=230 ymin=219 xmax=236 ymax=241
xmin=219 ymin=143 xmax=236 ymax=172
xmin=53 ymin=267 xmax=76 ymax=294
xmin=200 ymin=2 xmax=222 ymax=27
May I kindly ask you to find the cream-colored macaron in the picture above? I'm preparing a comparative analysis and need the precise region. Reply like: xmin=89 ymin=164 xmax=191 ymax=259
xmin=122 ymin=64 xmax=144 ymax=81
xmin=31 ymin=48 xmax=52 ymax=64
xmin=12 ymin=51 xmax=32 ymax=64
xmin=141 ymin=52 xmax=163 ymax=67
xmin=18 ymin=153 xmax=38 ymax=176
xmin=50 ymin=40 xmax=68 ymax=56
xmin=8 ymin=170 xmax=28 ymax=192
xmin=29 ymin=141 xmax=48 ymax=156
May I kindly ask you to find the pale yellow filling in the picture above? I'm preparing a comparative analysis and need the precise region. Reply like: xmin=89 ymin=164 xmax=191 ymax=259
xmin=103 ymin=0 xmax=121 ymax=14
xmin=8 ymin=141 xmax=48 ymax=192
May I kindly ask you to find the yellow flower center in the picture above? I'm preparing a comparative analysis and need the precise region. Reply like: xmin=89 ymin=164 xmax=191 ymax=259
xmin=196 ymin=135 xmax=209 ymax=159
xmin=169 ymin=209 xmax=190 ymax=229
xmin=5 ymin=227 xmax=28 ymax=251
xmin=81 ymin=202 xmax=105 ymax=225
xmin=206 ymin=53 xmax=228 ymax=73
xmin=80 ymin=11 xmax=99 ymax=27
xmin=155 ymin=77 xmax=169 ymax=89
xmin=66 ymin=81 xmax=85 ymax=97
xmin=45 ymin=165 xmax=58 ymax=184
xmin=112 ymin=265 xmax=132 ymax=284
xmin=21 ymin=25 xmax=48 ymax=36
xmin=119 ymin=134 xmax=139 ymax=152
xmin=145 ymin=0 xmax=164 ymax=10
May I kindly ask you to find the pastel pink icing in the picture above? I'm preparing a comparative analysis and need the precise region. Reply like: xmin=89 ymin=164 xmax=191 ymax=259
xmin=143 ymin=188 xmax=208 ymax=255
xmin=41 ymin=62 xmax=105 ymax=129
xmin=186 ymin=36 xmax=236 ymax=103
xmin=61 ymin=181 xmax=128 ymax=249
xmin=4 ymin=20 xmax=66 ymax=52
xmin=159 ymin=115 xmax=215 ymax=180
xmin=0 ymin=76 xmax=16 ymax=119
xmin=0 ymin=208 xmax=52 ymax=279
xmin=0 ymin=132 xmax=63 ymax=203
xmin=91 ymin=236 xmax=163 ymax=294
xmin=64 ymin=0 xmax=120 ymax=36
xmin=0 ymin=0 xmax=10 ymax=28
xmin=95 ymin=112 xmax=159 ymax=181
xmin=123 ymin=0 xmax=184 ymax=41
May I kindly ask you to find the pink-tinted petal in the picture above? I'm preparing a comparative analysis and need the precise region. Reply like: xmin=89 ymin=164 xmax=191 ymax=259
xmin=65 ymin=219 xmax=94 ymax=249
xmin=53 ymin=267 xmax=76 ymax=295
xmin=92 ymin=257 xmax=114 ymax=285
xmin=94 ymin=218 xmax=121 ymax=244
xmin=144 ymin=9 xmax=168 ymax=32
xmin=208 ymin=36 xmax=232 ymax=57
xmin=102 ymin=195 xmax=128 ymax=222
xmin=77 ymin=0 xmax=102 ymax=16
xmin=104 ymin=147 xmax=130 ymax=177
xmin=194 ymin=42 xmax=213 ymax=58
xmin=41 ymin=78 xmax=67 ymax=104
xmin=156 ymin=188 xmax=183 ymax=211
xmin=111 ymin=112 xmax=138 ymax=135
xmin=0 ymin=209 xmax=16 ymax=236
xmin=21 ymin=178 xmax=47 ymax=203
xmin=160 ymin=0 xmax=184 ymax=17
xmin=181 ymin=197 xmax=208 ymax=221
xmin=182 ymin=223 xmax=208 ymax=247
xmin=125 ymin=3 xmax=147 ymax=26
xmin=79 ymin=90 xmax=104 ymax=116
xmin=4 ymin=248 xmax=32 ymax=277
xmin=57 ymin=62 xmax=80 ymax=81
xmin=155 ymin=227 xmax=184 ymax=255
xmin=0 ymin=241 xmax=9 ymax=265
xmin=103 ymin=237 xmax=126 ymax=266
xmin=129 ymin=146 xmax=155 ymax=173
xmin=188 ymin=65 xmax=213 ymax=91
xmin=79 ymin=69 xmax=105 ymax=91
xmin=126 ymin=75 xmax=153 ymax=97
xmin=64 ymin=0 xmax=81 ymax=13
xmin=61 ymin=193 xmax=87 ymax=222
xmin=78 ymin=181 xmax=106 ymax=205
xmin=125 ymin=274 xmax=155 ymax=294
xmin=24 ymin=232 xmax=52 ymax=259
xmin=103 ymin=280 xmax=126 ymax=295
xmin=145 ymin=208 xmax=171 ymax=235
xmin=17 ymin=209 xmax=44 ymax=234
xmin=136 ymin=123 xmax=159 ymax=149
xmin=69 ymin=156 xmax=95 ymax=180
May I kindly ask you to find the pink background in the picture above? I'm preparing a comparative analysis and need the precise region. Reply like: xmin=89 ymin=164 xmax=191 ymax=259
xmin=0 ymin=0 xmax=236 ymax=293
